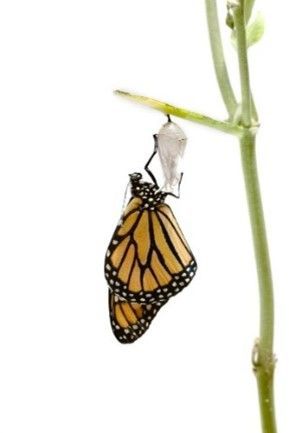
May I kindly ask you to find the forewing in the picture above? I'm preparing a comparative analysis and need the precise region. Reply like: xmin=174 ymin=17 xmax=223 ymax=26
xmin=105 ymin=199 xmax=197 ymax=303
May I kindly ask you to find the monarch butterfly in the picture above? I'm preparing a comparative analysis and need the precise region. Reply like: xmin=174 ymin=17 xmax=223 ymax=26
xmin=105 ymin=129 xmax=197 ymax=343
xmin=105 ymin=172 xmax=197 ymax=303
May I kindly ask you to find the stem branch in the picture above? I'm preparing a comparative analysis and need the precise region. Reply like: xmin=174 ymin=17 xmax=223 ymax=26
xmin=233 ymin=2 xmax=252 ymax=126
xmin=114 ymin=90 xmax=242 ymax=136
xmin=205 ymin=0 xmax=237 ymax=117
xmin=233 ymin=2 xmax=278 ymax=432
xmin=206 ymin=1 xmax=278 ymax=432
xmin=245 ymin=0 xmax=256 ymax=23
xmin=240 ymin=133 xmax=277 ymax=433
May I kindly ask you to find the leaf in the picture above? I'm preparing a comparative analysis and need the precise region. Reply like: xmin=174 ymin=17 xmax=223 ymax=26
xmin=246 ymin=12 xmax=265 ymax=48
xmin=114 ymin=90 xmax=243 ymax=136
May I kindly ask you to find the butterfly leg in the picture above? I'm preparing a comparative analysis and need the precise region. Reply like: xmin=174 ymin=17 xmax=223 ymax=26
xmin=144 ymin=134 xmax=159 ymax=186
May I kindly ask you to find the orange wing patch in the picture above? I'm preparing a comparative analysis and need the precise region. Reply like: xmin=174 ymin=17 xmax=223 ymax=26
xmin=158 ymin=212 xmax=192 ymax=266
xmin=158 ymin=204 xmax=191 ymax=250
xmin=133 ymin=210 xmax=150 ymax=265
xmin=143 ymin=269 xmax=158 ymax=292
xmin=151 ymin=252 xmax=172 ymax=286
xmin=110 ymin=237 xmax=130 ymax=268
xmin=105 ymin=199 xmax=197 ymax=304
xmin=123 ymin=197 xmax=142 ymax=216
xmin=129 ymin=262 xmax=142 ymax=293
xmin=109 ymin=290 xmax=167 ymax=343
xmin=118 ymin=211 xmax=140 ymax=236
xmin=118 ymin=244 xmax=135 ymax=283
xmin=151 ymin=213 xmax=183 ymax=274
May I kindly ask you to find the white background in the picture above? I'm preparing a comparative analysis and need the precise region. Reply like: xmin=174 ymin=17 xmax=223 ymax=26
xmin=0 ymin=1 xmax=288 ymax=432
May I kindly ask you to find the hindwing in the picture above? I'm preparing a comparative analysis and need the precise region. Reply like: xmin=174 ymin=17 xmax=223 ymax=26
xmin=109 ymin=289 xmax=167 ymax=343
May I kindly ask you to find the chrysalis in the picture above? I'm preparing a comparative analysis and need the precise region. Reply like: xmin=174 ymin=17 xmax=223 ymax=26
xmin=157 ymin=116 xmax=187 ymax=196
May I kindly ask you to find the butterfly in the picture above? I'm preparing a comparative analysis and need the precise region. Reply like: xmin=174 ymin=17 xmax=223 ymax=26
xmin=105 ymin=132 xmax=197 ymax=343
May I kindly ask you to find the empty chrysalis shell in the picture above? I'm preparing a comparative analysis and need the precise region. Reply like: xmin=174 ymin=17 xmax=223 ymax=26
xmin=157 ymin=118 xmax=187 ymax=194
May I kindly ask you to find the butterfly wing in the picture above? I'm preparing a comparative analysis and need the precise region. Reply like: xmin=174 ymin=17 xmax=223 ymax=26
xmin=109 ymin=289 xmax=167 ymax=343
xmin=105 ymin=197 xmax=197 ymax=303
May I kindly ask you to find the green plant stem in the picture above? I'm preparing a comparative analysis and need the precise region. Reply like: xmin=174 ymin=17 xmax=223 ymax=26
xmin=251 ymin=94 xmax=259 ymax=123
xmin=205 ymin=0 xmax=237 ymax=117
xmin=240 ymin=132 xmax=277 ymax=433
xmin=233 ymin=3 xmax=252 ymax=126
xmin=114 ymin=90 xmax=242 ymax=136
xmin=233 ymin=2 xmax=277 ymax=432
xmin=245 ymin=0 xmax=256 ymax=23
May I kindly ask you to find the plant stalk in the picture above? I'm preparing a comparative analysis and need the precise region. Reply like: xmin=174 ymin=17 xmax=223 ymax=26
xmin=240 ymin=132 xmax=277 ymax=433
xmin=245 ymin=0 xmax=256 ymax=23
xmin=206 ymin=1 xmax=278 ymax=432
xmin=234 ymin=2 xmax=277 ymax=432
xmin=205 ymin=0 xmax=237 ymax=117
xmin=233 ymin=3 xmax=252 ymax=126
xmin=114 ymin=90 xmax=242 ymax=136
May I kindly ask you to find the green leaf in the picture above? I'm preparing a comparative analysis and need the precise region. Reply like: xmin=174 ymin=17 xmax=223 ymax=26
xmin=114 ymin=90 xmax=243 ymax=136
xmin=246 ymin=12 xmax=265 ymax=47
